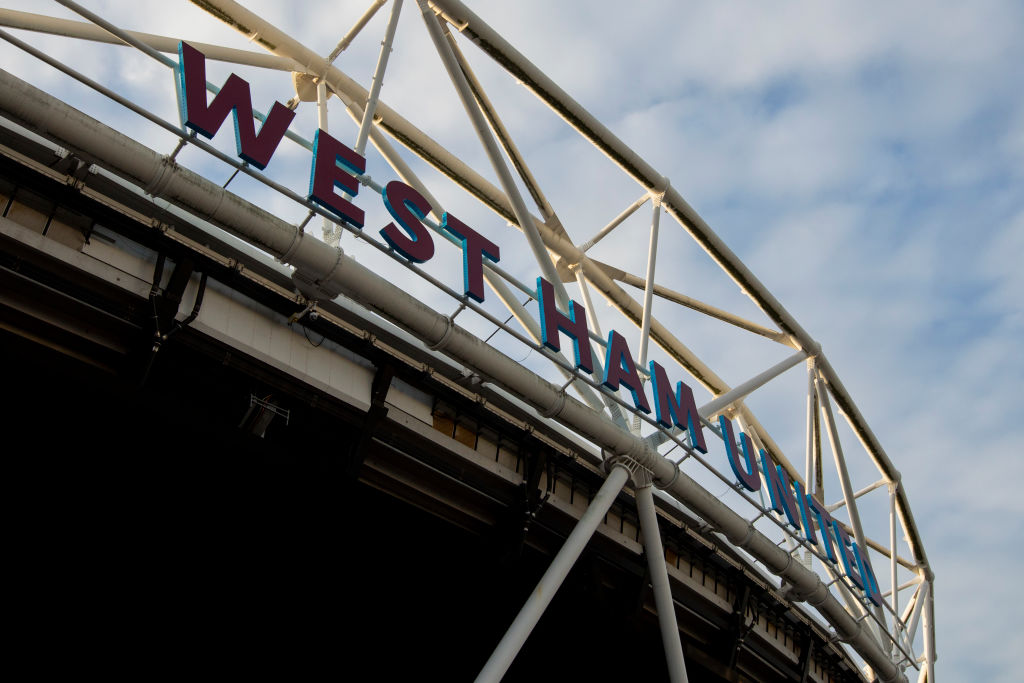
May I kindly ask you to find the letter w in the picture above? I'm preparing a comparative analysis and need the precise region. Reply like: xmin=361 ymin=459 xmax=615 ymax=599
xmin=176 ymin=42 xmax=295 ymax=170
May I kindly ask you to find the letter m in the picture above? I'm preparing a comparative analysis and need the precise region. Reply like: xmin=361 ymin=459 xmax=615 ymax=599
xmin=176 ymin=42 xmax=295 ymax=170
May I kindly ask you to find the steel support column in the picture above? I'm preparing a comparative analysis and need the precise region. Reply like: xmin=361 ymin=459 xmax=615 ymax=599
xmin=473 ymin=463 xmax=631 ymax=683
xmin=636 ymin=475 xmax=689 ymax=683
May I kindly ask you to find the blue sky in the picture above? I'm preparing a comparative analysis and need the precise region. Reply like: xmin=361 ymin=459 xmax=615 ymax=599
xmin=2 ymin=1 xmax=1021 ymax=679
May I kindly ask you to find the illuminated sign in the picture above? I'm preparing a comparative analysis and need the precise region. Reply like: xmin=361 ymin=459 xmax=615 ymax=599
xmin=176 ymin=43 xmax=882 ymax=607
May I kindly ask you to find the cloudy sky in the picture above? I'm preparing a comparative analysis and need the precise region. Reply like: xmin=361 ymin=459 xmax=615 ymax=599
xmin=1 ymin=1 xmax=1020 ymax=679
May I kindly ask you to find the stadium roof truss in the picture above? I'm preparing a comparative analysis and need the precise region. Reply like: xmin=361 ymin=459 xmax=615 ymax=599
xmin=0 ymin=1 xmax=935 ymax=681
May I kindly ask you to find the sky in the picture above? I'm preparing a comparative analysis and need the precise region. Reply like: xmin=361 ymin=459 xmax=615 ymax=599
xmin=1 ymin=1 xmax=1021 ymax=680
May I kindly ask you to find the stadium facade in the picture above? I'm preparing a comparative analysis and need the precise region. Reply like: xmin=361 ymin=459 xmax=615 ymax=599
xmin=0 ymin=1 xmax=934 ymax=680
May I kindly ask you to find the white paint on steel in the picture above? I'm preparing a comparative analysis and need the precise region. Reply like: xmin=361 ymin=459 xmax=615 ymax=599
xmin=473 ymin=464 xmax=631 ymax=683
xmin=636 ymin=479 xmax=689 ymax=683
xmin=637 ymin=199 xmax=661 ymax=369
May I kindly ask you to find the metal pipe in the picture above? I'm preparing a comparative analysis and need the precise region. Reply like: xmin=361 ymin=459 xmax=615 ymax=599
xmin=573 ymin=265 xmax=603 ymax=338
xmin=326 ymin=0 xmax=388 ymax=65
xmin=815 ymin=369 xmax=889 ymax=643
xmin=698 ymin=349 xmax=809 ymax=420
xmin=605 ymin=263 xmax=791 ymax=344
xmin=442 ymin=25 xmax=566 ymax=237
xmin=900 ymin=582 xmax=920 ymax=626
xmin=316 ymin=78 xmax=337 ymax=243
xmin=0 ymin=8 xmax=297 ymax=70
xmin=884 ymin=576 xmax=922 ymax=600
xmin=419 ymin=2 xmax=628 ymax=428
xmin=904 ymin=578 xmax=928 ymax=644
xmin=805 ymin=361 xmax=815 ymax=493
xmin=645 ymin=348 xmax=809 ymax=451
xmin=636 ymin=479 xmax=689 ymax=683
xmin=354 ymin=0 xmax=402 ymax=157
xmin=0 ymin=71 xmax=907 ymax=683
xmin=474 ymin=464 xmax=631 ymax=683
xmin=418 ymin=2 xmax=566 ymax=305
xmin=827 ymin=478 xmax=889 ymax=512
xmin=890 ymin=482 xmax=899 ymax=638
xmin=922 ymin=581 xmax=936 ymax=682
xmin=810 ymin=361 xmax=823 ymax=498
xmin=577 ymin=193 xmax=649 ymax=253
xmin=637 ymin=200 xmax=661 ymax=368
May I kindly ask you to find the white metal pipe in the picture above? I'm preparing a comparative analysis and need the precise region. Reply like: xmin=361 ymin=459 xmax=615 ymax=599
xmin=805 ymin=361 xmax=815 ymax=490
xmin=577 ymin=193 xmax=649 ymax=254
xmin=326 ymin=0 xmax=387 ymax=65
xmin=354 ymin=0 xmax=403 ymax=157
xmin=418 ymin=2 xmax=566 ymax=306
xmin=698 ymin=349 xmax=810 ymax=421
xmin=573 ymin=265 xmax=603 ymax=338
xmin=605 ymin=264 xmax=791 ymax=344
xmin=827 ymin=478 xmax=889 ymax=512
xmin=815 ymin=370 xmax=888 ymax=645
xmin=810 ymin=362 xmax=822 ymax=497
xmin=0 ymin=8 xmax=298 ymax=71
xmin=474 ymin=465 xmax=631 ymax=683
xmin=429 ymin=0 xmax=930 ymax=581
xmin=900 ymin=581 xmax=920 ymax=625
xmin=419 ymin=0 xmax=634 ymax=429
xmin=637 ymin=201 xmax=661 ymax=368
xmin=885 ymin=576 xmax=923 ymax=601
xmin=443 ymin=26 xmax=565 ymax=236
xmin=316 ymin=78 xmax=336 ymax=243
xmin=644 ymin=348 xmax=808 ymax=452
xmin=890 ymin=483 xmax=899 ymax=637
xmin=0 ymin=71 xmax=907 ymax=683
xmin=904 ymin=579 xmax=928 ymax=644
xmin=636 ymin=481 xmax=689 ymax=683
xmin=922 ymin=581 xmax=935 ymax=682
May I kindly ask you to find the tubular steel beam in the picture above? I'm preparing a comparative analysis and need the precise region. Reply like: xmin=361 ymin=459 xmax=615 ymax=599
xmin=827 ymin=478 xmax=888 ymax=512
xmin=636 ymin=477 xmax=689 ymax=683
xmin=890 ymin=482 xmax=900 ymax=639
xmin=418 ymin=1 xmax=565 ymax=302
xmin=326 ymin=0 xmax=387 ymax=65
xmin=606 ymin=263 xmax=791 ymax=344
xmin=644 ymin=348 xmax=809 ymax=451
xmin=354 ymin=0 xmax=403 ymax=157
xmin=0 ymin=8 xmax=297 ymax=70
xmin=815 ymin=369 xmax=889 ymax=645
xmin=923 ymin=582 xmax=936 ymax=682
xmin=576 ymin=193 xmax=649 ymax=253
xmin=637 ymin=199 xmax=661 ymax=368
xmin=698 ymin=348 xmax=809 ymax=420
xmin=474 ymin=464 xmax=631 ymax=683
xmin=443 ymin=26 xmax=568 ymax=238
